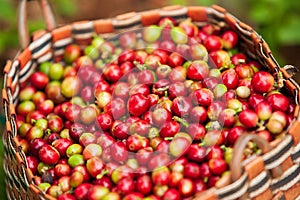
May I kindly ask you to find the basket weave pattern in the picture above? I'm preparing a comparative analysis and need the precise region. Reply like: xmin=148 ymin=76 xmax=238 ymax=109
xmin=2 ymin=4 xmax=300 ymax=200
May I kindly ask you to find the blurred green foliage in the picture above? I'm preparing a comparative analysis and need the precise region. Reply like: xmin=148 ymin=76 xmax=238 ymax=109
xmin=249 ymin=0 xmax=300 ymax=48
xmin=0 ymin=0 xmax=77 ymax=54
xmin=0 ymin=0 xmax=17 ymax=53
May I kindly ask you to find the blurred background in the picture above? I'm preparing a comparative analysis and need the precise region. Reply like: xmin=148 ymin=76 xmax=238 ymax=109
xmin=0 ymin=0 xmax=299 ymax=199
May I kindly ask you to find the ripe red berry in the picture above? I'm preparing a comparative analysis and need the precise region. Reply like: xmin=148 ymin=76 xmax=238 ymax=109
xmin=127 ymin=94 xmax=150 ymax=116
xmin=251 ymin=71 xmax=274 ymax=93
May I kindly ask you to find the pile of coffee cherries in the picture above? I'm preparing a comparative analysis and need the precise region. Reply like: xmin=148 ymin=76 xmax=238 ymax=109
xmin=16 ymin=17 xmax=296 ymax=200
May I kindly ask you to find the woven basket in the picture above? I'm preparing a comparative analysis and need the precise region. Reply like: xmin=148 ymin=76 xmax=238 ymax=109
xmin=2 ymin=0 xmax=300 ymax=199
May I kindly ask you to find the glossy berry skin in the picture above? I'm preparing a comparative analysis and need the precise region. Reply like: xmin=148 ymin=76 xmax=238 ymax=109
xmin=192 ymin=88 xmax=214 ymax=107
xmin=73 ymin=183 xmax=92 ymax=200
xmin=169 ymin=171 xmax=183 ymax=188
xmin=186 ymin=123 xmax=206 ymax=141
xmin=231 ymin=53 xmax=247 ymax=65
xmin=239 ymin=109 xmax=259 ymax=128
xmin=204 ymin=35 xmax=222 ymax=52
xmin=26 ymin=126 xmax=44 ymax=141
xmin=169 ymin=137 xmax=191 ymax=157
xmin=38 ymin=144 xmax=60 ymax=165
xmin=162 ymin=188 xmax=181 ymax=200
xmin=227 ymin=126 xmax=246 ymax=145
xmin=64 ymin=44 xmax=81 ymax=64
xmin=152 ymin=166 xmax=170 ymax=185
xmin=108 ymin=98 xmax=127 ymax=119
xmin=190 ymin=106 xmax=207 ymax=123
xmin=159 ymin=121 xmax=180 ymax=138
xmin=123 ymin=192 xmax=144 ymax=200
xmin=111 ymin=122 xmax=130 ymax=140
xmin=207 ymin=101 xmax=226 ymax=121
xmin=29 ymin=138 xmax=47 ymax=156
xmin=248 ymin=93 xmax=265 ymax=110
xmin=257 ymin=130 xmax=273 ymax=142
xmin=267 ymin=93 xmax=289 ymax=112
xmin=80 ymin=86 xmax=94 ymax=103
xmin=47 ymin=115 xmax=64 ymax=133
xmin=26 ymin=156 xmax=39 ymax=175
xmin=54 ymin=163 xmax=71 ymax=178
xmin=187 ymin=144 xmax=206 ymax=162
xmin=168 ymin=82 xmax=187 ymax=99
xmin=170 ymin=27 xmax=188 ymax=44
xmin=52 ymin=138 xmax=72 ymax=157
xmin=69 ymin=123 xmax=85 ymax=142
xmin=184 ymin=162 xmax=201 ymax=179
xmin=168 ymin=52 xmax=184 ymax=68
xmin=156 ymin=64 xmax=172 ymax=79
xmin=37 ymin=99 xmax=54 ymax=115
xmin=179 ymin=18 xmax=198 ymax=37
xmin=138 ymin=69 xmax=155 ymax=85
xmin=113 ymin=82 xmax=130 ymax=99
xmin=189 ymin=43 xmax=208 ymax=60
xmin=187 ymin=60 xmax=209 ymax=81
xmin=203 ymin=76 xmax=220 ymax=89
xmin=251 ymin=71 xmax=274 ymax=93
xmin=221 ymin=30 xmax=238 ymax=49
xmin=178 ymin=178 xmax=196 ymax=197
xmin=126 ymin=135 xmax=148 ymax=152
xmin=136 ymin=175 xmax=153 ymax=195
xmin=267 ymin=119 xmax=285 ymax=134
xmin=136 ymin=147 xmax=153 ymax=165
xmin=57 ymin=194 xmax=76 ymax=200
xmin=143 ymin=25 xmax=162 ymax=43
xmin=152 ymin=108 xmax=172 ymax=127
xmin=110 ymin=141 xmax=129 ymax=163
xmin=86 ymin=156 xmax=105 ymax=178
xmin=103 ymin=64 xmax=123 ymax=83
xmin=219 ymin=108 xmax=237 ymax=127
xmin=209 ymin=158 xmax=227 ymax=175
xmin=96 ymin=113 xmax=113 ymax=131
xmin=93 ymin=176 xmax=114 ymax=190
xmin=206 ymin=145 xmax=224 ymax=160
xmin=270 ymin=111 xmax=288 ymax=127
xmin=255 ymin=101 xmax=272 ymax=121
xmin=117 ymin=48 xmax=135 ymax=63
xmin=168 ymin=66 xmax=187 ymax=83
xmin=30 ymin=71 xmax=49 ymax=89
xmin=127 ymin=94 xmax=150 ymax=116
xmin=117 ymin=177 xmax=135 ymax=195
xmin=203 ymin=130 xmax=225 ymax=146
xmin=171 ymin=96 xmax=192 ymax=117
xmin=198 ymin=163 xmax=211 ymax=179
xmin=129 ymin=120 xmax=150 ymax=136
xmin=148 ymin=153 xmax=171 ymax=170
xmin=156 ymin=140 xmax=170 ymax=154
xmin=17 ymin=101 xmax=36 ymax=117
xmin=235 ymin=64 xmax=254 ymax=79
xmin=221 ymin=69 xmax=239 ymax=90
xmin=210 ymin=50 xmax=231 ymax=68
xmin=86 ymin=185 xmax=110 ymax=200
xmin=192 ymin=180 xmax=206 ymax=195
